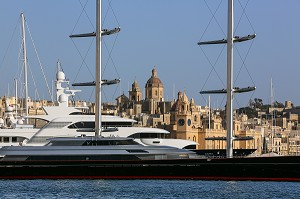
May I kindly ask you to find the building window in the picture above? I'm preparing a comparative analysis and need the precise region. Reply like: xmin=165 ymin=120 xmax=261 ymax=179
xmin=187 ymin=119 xmax=191 ymax=126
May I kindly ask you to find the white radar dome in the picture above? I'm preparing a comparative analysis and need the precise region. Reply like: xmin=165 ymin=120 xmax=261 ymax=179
xmin=56 ymin=71 xmax=65 ymax=81
xmin=17 ymin=119 xmax=24 ymax=125
xmin=59 ymin=93 xmax=68 ymax=103
xmin=6 ymin=106 xmax=14 ymax=112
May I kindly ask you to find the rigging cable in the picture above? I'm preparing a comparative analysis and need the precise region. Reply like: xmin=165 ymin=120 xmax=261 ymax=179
xmin=27 ymin=61 xmax=41 ymax=101
xmin=69 ymin=0 xmax=97 ymax=102
xmin=26 ymin=21 xmax=53 ymax=102
xmin=71 ymin=38 xmax=96 ymax=83
xmin=0 ymin=17 xmax=19 ymax=71
xmin=233 ymin=0 xmax=257 ymax=108
xmin=198 ymin=0 xmax=257 ymax=110
xmin=102 ymin=0 xmax=121 ymax=102
xmin=198 ymin=0 xmax=227 ymax=106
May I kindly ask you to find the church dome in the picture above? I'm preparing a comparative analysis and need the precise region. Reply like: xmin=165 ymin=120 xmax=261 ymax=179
xmin=146 ymin=68 xmax=163 ymax=87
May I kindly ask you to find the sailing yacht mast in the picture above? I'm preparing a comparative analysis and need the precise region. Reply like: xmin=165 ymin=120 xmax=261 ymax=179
xmin=95 ymin=0 xmax=102 ymax=137
xmin=198 ymin=0 xmax=256 ymax=158
xmin=70 ymin=0 xmax=120 ymax=137
xmin=21 ymin=13 xmax=29 ymax=124
xmin=270 ymin=77 xmax=274 ymax=153
xmin=15 ymin=79 xmax=18 ymax=116
xmin=226 ymin=0 xmax=234 ymax=158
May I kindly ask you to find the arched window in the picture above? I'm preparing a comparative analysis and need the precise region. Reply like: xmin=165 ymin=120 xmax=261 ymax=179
xmin=193 ymin=135 xmax=196 ymax=142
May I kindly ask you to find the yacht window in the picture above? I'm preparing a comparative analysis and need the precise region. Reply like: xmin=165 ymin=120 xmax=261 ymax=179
xmin=126 ymin=150 xmax=148 ymax=153
xmin=102 ymin=121 xmax=133 ymax=127
xmin=50 ymin=140 xmax=84 ymax=146
xmin=28 ymin=136 xmax=52 ymax=144
xmin=3 ymin=137 xmax=9 ymax=143
xmin=69 ymin=112 xmax=87 ymax=115
xmin=82 ymin=139 xmax=139 ymax=146
xmin=129 ymin=133 xmax=165 ymax=139
xmin=68 ymin=122 xmax=94 ymax=129
xmin=183 ymin=145 xmax=197 ymax=149
xmin=68 ymin=121 xmax=133 ymax=129
xmin=12 ymin=137 xmax=18 ymax=143
xmin=44 ymin=122 xmax=72 ymax=129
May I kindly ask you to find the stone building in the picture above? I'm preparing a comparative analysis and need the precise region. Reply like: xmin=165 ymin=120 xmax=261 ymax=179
xmin=114 ymin=67 xmax=171 ymax=126
xmin=129 ymin=80 xmax=142 ymax=102
xmin=167 ymin=91 xmax=203 ymax=148
xmin=145 ymin=68 xmax=164 ymax=102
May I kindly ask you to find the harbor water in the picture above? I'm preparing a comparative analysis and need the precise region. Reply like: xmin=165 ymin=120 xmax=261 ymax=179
xmin=0 ymin=180 xmax=299 ymax=199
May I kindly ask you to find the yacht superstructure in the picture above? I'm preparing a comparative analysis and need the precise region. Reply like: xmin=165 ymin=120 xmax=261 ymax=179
xmin=26 ymin=114 xmax=196 ymax=149
xmin=1 ymin=61 xmax=196 ymax=148
xmin=0 ymin=136 xmax=197 ymax=161
xmin=1 ymin=71 xmax=197 ymax=148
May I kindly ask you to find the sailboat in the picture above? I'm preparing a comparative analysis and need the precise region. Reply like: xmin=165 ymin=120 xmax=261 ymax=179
xmin=0 ymin=0 xmax=299 ymax=181
xmin=198 ymin=2 xmax=256 ymax=158
xmin=0 ymin=0 xmax=200 ymax=174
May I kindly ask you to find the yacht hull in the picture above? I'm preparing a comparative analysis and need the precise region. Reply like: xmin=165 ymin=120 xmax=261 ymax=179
xmin=0 ymin=156 xmax=299 ymax=181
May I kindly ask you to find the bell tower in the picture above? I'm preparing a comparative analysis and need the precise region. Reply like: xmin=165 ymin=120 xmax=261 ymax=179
xmin=129 ymin=80 xmax=142 ymax=102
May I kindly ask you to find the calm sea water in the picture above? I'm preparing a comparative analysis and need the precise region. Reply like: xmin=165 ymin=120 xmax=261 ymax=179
xmin=0 ymin=180 xmax=299 ymax=199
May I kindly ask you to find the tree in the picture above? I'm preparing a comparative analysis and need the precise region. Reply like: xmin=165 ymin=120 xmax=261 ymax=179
xmin=273 ymin=101 xmax=284 ymax=108
xmin=249 ymin=98 xmax=263 ymax=110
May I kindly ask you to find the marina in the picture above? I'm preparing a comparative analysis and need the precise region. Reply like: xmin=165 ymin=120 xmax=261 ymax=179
xmin=0 ymin=0 xmax=299 ymax=181
xmin=0 ymin=0 xmax=299 ymax=182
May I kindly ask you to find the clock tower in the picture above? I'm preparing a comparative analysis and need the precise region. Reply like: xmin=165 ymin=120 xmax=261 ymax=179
xmin=171 ymin=91 xmax=200 ymax=143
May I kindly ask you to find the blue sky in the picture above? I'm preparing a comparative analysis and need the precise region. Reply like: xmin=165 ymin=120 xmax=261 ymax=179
xmin=0 ymin=0 xmax=300 ymax=109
